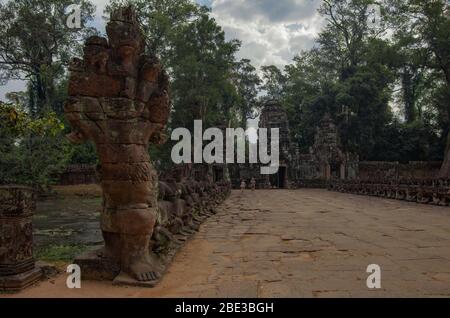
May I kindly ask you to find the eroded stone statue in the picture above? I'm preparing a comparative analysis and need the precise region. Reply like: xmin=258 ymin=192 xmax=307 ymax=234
xmin=64 ymin=6 xmax=170 ymax=285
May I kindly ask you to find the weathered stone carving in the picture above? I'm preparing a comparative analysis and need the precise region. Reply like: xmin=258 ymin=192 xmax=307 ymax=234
xmin=149 ymin=171 xmax=231 ymax=270
xmin=329 ymin=178 xmax=450 ymax=206
xmin=0 ymin=186 xmax=42 ymax=291
xmin=65 ymin=6 xmax=170 ymax=286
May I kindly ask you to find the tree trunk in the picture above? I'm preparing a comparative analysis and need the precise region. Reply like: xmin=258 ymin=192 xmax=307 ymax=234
xmin=402 ymin=70 xmax=417 ymax=123
xmin=35 ymin=71 xmax=48 ymax=115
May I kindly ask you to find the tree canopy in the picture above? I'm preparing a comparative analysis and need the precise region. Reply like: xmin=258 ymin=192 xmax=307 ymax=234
xmin=263 ymin=0 xmax=449 ymax=162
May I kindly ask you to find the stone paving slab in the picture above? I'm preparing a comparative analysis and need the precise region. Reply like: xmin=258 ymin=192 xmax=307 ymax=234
xmin=4 ymin=189 xmax=450 ymax=298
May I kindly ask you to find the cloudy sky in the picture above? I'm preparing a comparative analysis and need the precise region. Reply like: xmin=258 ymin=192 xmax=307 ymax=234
xmin=0 ymin=0 xmax=324 ymax=100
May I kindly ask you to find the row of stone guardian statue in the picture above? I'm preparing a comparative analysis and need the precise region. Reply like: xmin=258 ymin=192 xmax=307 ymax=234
xmin=153 ymin=178 xmax=231 ymax=261
xmin=329 ymin=179 xmax=450 ymax=206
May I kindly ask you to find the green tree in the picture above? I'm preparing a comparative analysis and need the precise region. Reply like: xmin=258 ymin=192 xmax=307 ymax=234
xmin=170 ymin=11 xmax=241 ymax=127
xmin=231 ymin=59 xmax=261 ymax=127
xmin=107 ymin=0 xmax=203 ymax=65
xmin=318 ymin=0 xmax=387 ymax=79
xmin=0 ymin=0 xmax=96 ymax=115
xmin=261 ymin=65 xmax=286 ymax=100
xmin=386 ymin=0 xmax=450 ymax=173
xmin=0 ymin=102 xmax=70 ymax=188
xmin=284 ymin=49 xmax=336 ymax=150
xmin=281 ymin=1 xmax=396 ymax=159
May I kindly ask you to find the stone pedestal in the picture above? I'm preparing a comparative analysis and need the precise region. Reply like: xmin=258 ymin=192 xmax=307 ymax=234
xmin=74 ymin=248 xmax=120 ymax=281
xmin=0 ymin=186 xmax=42 ymax=292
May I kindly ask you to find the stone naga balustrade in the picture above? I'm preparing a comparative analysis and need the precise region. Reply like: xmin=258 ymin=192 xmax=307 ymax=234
xmin=76 ymin=177 xmax=232 ymax=286
xmin=328 ymin=179 xmax=450 ymax=206
xmin=152 ymin=178 xmax=231 ymax=260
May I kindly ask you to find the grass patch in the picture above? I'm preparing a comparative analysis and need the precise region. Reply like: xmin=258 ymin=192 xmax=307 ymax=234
xmin=34 ymin=244 xmax=89 ymax=262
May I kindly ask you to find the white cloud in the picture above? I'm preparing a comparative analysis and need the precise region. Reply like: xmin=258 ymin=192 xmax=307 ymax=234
xmin=210 ymin=0 xmax=324 ymax=69
xmin=88 ymin=0 xmax=108 ymax=34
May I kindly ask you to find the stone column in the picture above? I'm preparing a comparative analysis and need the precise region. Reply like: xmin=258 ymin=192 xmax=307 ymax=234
xmin=0 ymin=186 xmax=42 ymax=291
xmin=223 ymin=164 xmax=230 ymax=182
xmin=439 ymin=133 xmax=450 ymax=178
xmin=340 ymin=164 xmax=346 ymax=180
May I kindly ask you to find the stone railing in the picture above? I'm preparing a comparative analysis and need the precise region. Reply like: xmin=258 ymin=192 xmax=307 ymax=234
xmin=358 ymin=161 xmax=442 ymax=180
xmin=59 ymin=164 xmax=98 ymax=185
xmin=291 ymin=179 xmax=329 ymax=189
xmin=152 ymin=179 xmax=232 ymax=257
xmin=328 ymin=179 xmax=450 ymax=206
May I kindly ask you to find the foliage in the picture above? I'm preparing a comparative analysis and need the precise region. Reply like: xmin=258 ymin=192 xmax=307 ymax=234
xmin=0 ymin=102 xmax=64 ymax=137
xmin=0 ymin=0 xmax=97 ymax=168
xmin=231 ymin=59 xmax=261 ymax=126
xmin=0 ymin=0 xmax=96 ymax=115
xmin=0 ymin=102 xmax=70 ymax=187
xmin=34 ymin=244 xmax=89 ymax=262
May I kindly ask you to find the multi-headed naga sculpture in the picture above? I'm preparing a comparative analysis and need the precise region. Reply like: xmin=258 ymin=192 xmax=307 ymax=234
xmin=64 ymin=6 xmax=170 ymax=285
